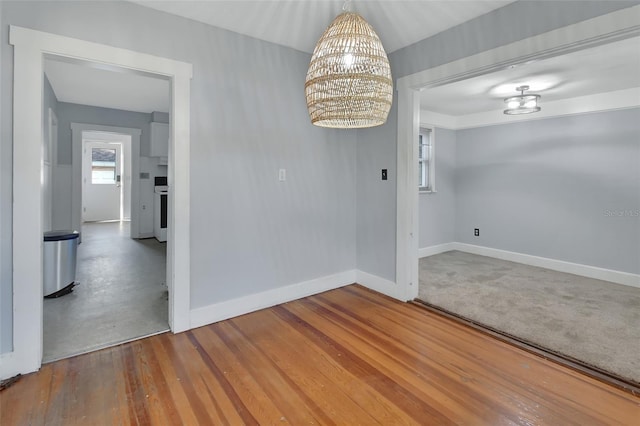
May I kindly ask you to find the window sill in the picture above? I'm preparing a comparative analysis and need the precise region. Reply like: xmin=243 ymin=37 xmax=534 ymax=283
xmin=419 ymin=189 xmax=437 ymax=194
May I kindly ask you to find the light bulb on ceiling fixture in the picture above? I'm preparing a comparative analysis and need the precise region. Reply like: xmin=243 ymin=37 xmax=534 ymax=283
xmin=343 ymin=53 xmax=354 ymax=68
xmin=503 ymin=85 xmax=541 ymax=115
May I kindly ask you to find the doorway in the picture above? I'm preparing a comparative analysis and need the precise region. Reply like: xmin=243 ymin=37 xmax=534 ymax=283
xmin=393 ymin=7 xmax=639 ymax=302
xmin=82 ymin=139 xmax=124 ymax=223
xmin=43 ymin=119 xmax=171 ymax=361
xmin=394 ymin=12 xmax=640 ymax=387
xmin=411 ymin=35 xmax=640 ymax=384
xmin=7 ymin=26 xmax=192 ymax=378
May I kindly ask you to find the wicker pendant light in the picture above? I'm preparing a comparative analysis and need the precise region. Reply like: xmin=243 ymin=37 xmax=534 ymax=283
xmin=305 ymin=2 xmax=393 ymax=129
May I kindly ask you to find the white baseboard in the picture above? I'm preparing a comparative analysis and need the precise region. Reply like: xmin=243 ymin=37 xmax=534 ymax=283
xmin=454 ymin=243 xmax=640 ymax=289
xmin=419 ymin=243 xmax=456 ymax=258
xmin=356 ymin=270 xmax=400 ymax=299
xmin=186 ymin=240 xmax=640 ymax=333
xmin=189 ymin=270 xmax=357 ymax=329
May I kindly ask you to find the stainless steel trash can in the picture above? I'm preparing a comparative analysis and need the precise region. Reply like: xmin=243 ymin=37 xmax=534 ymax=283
xmin=43 ymin=230 xmax=79 ymax=298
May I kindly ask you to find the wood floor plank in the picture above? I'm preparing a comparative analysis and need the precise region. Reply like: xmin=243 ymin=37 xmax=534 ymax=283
xmin=144 ymin=335 xmax=201 ymax=425
xmin=286 ymin=295 xmax=505 ymax=424
xmin=340 ymin=286 xmax=636 ymax=423
xmin=133 ymin=340 xmax=180 ymax=425
xmin=105 ymin=347 xmax=131 ymax=426
xmin=212 ymin=320 xmax=324 ymax=424
xmin=342 ymin=286 xmax=640 ymax=423
xmin=317 ymin=289 xmax=564 ymax=412
xmin=145 ymin=335 xmax=201 ymax=425
xmin=1 ymin=285 xmax=638 ymax=425
xmin=161 ymin=331 xmax=238 ymax=424
xmin=74 ymin=347 xmax=117 ymax=424
xmin=188 ymin=326 xmax=282 ymax=424
xmin=275 ymin=302 xmax=486 ymax=424
xmin=230 ymin=307 xmax=413 ymax=425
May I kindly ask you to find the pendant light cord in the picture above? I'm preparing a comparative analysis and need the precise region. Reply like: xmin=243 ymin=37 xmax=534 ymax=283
xmin=343 ymin=0 xmax=352 ymax=12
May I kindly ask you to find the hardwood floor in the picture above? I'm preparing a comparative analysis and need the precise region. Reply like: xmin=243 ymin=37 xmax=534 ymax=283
xmin=2 ymin=285 xmax=638 ymax=425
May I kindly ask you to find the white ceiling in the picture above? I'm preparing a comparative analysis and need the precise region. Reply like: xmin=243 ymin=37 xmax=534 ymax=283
xmin=44 ymin=0 xmax=513 ymax=114
xmin=44 ymin=59 xmax=170 ymax=114
xmin=420 ymin=36 xmax=640 ymax=116
xmin=45 ymin=2 xmax=639 ymax=118
xmin=132 ymin=0 xmax=514 ymax=54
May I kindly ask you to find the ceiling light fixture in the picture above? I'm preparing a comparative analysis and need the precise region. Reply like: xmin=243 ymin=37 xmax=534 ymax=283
xmin=305 ymin=0 xmax=393 ymax=128
xmin=503 ymin=85 xmax=541 ymax=115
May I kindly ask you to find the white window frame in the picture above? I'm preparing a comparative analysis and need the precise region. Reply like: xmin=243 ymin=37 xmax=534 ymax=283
xmin=90 ymin=146 xmax=118 ymax=185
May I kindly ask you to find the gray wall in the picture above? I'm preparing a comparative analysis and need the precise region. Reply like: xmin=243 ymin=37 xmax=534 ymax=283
xmin=356 ymin=102 xmax=397 ymax=281
xmin=390 ymin=1 xmax=638 ymax=80
xmin=0 ymin=1 xmax=356 ymax=352
xmin=56 ymin=102 xmax=152 ymax=164
xmin=356 ymin=0 xmax=637 ymax=282
xmin=419 ymin=128 xmax=456 ymax=249
xmin=455 ymin=108 xmax=640 ymax=275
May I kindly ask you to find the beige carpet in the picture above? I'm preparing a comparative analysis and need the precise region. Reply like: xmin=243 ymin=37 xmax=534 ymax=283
xmin=418 ymin=251 xmax=640 ymax=383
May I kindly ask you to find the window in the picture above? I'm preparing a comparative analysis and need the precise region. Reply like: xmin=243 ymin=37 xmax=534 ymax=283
xmin=91 ymin=148 xmax=117 ymax=184
xmin=419 ymin=128 xmax=435 ymax=192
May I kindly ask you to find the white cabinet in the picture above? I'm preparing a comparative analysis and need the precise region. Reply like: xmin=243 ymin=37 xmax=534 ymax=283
xmin=150 ymin=122 xmax=169 ymax=158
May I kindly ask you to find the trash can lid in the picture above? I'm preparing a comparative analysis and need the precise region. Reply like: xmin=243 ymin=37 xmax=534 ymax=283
xmin=44 ymin=230 xmax=80 ymax=241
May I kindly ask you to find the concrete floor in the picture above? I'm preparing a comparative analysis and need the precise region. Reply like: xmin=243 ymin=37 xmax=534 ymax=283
xmin=43 ymin=222 xmax=168 ymax=362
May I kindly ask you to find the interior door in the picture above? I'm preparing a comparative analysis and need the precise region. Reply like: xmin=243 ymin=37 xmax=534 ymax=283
xmin=82 ymin=141 xmax=122 ymax=222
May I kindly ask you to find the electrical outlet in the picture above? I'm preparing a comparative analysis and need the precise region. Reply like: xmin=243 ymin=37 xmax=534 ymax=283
xmin=381 ymin=169 xmax=388 ymax=180
xmin=474 ymin=228 xmax=479 ymax=237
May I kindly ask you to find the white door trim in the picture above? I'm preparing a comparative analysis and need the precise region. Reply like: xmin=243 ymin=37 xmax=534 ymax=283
xmin=394 ymin=6 xmax=640 ymax=301
xmin=5 ymin=25 xmax=193 ymax=379
xmin=72 ymin=124 xmax=140 ymax=236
